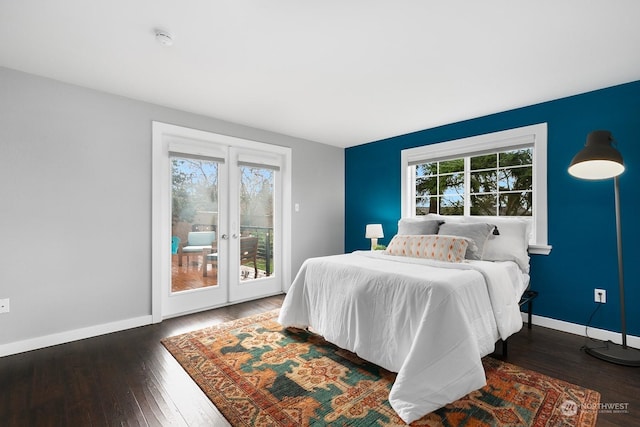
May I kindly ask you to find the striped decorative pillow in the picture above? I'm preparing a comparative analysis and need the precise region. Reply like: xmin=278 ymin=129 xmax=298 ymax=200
xmin=385 ymin=234 xmax=469 ymax=263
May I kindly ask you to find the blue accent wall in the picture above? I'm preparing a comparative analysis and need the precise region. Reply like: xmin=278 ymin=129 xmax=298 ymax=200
xmin=345 ymin=80 xmax=640 ymax=335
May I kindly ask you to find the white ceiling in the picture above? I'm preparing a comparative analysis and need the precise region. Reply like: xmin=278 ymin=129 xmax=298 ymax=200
xmin=2 ymin=1 xmax=640 ymax=148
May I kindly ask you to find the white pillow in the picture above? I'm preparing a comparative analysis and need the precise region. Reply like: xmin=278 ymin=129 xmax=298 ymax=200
xmin=397 ymin=218 xmax=442 ymax=235
xmin=425 ymin=214 xmax=532 ymax=274
xmin=423 ymin=213 xmax=465 ymax=224
xmin=425 ymin=214 xmax=531 ymax=272
xmin=438 ymin=222 xmax=495 ymax=260
xmin=385 ymin=234 xmax=469 ymax=263
xmin=480 ymin=218 xmax=530 ymax=273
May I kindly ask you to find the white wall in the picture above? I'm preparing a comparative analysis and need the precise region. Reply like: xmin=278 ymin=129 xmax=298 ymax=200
xmin=0 ymin=67 xmax=344 ymax=354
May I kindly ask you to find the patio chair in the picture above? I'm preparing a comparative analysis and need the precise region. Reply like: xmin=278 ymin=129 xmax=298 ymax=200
xmin=171 ymin=236 xmax=180 ymax=255
xmin=240 ymin=236 xmax=259 ymax=279
xmin=203 ymin=236 xmax=258 ymax=278
xmin=178 ymin=231 xmax=216 ymax=267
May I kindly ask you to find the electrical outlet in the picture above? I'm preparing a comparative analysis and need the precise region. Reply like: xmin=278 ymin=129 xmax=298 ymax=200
xmin=0 ymin=298 xmax=9 ymax=314
xmin=594 ymin=289 xmax=607 ymax=304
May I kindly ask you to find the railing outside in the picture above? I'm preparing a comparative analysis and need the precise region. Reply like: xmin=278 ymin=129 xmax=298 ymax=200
xmin=241 ymin=226 xmax=273 ymax=276
xmin=189 ymin=224 xmax=273 ymax=276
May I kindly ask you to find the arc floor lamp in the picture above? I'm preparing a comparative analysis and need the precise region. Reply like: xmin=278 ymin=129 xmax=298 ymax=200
xmin=569 ymin=130 xmax=640 ymax=366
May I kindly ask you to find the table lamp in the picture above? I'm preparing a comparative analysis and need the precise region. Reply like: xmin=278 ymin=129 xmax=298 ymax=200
xmin=365 ymin=224 xmax=384 ymax=251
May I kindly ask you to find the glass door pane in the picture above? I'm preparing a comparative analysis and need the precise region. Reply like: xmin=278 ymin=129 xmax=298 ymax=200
xmin=239 ymin=165 xmax=274 ymax=282
xmin=171 ymin=156 xmax=220 ymax=293
xmin=228 ymin=155 xmax=281 ymax=302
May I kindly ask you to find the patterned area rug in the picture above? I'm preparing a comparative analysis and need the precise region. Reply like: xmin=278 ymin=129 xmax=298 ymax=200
xmin=162 ymin=310 xmax=600 ymax=426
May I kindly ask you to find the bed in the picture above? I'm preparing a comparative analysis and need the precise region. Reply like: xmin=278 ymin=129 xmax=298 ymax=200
xmin=278 ymin=216 xmax=531 ymax=424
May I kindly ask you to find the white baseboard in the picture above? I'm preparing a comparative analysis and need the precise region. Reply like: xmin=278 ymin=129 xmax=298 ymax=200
xmin=0 ymin=315 xmax=153 ymax=358
xmin=522 ymin=312 xmax=640 ymax=348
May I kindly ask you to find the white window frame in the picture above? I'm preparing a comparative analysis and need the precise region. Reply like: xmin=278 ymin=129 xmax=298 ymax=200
xmin=401 ymin=123 xmax=551 ymax=255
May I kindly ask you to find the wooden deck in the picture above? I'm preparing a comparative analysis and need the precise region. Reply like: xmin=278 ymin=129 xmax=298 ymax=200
xmin=171 ymin=254 xmax=217 ymax=292
xmin=171 ymin=255 xmax=267 ymax=293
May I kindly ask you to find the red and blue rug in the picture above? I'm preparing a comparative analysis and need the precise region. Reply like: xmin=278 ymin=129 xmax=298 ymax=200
xmin=162 ymin=310 xmax=599 ymax=426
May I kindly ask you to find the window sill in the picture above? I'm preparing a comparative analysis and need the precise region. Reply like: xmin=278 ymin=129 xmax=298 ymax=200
xmin=528 ymin=244 xmax=552 ymax=255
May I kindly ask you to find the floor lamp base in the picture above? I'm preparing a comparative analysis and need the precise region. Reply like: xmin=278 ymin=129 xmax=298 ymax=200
xmin=585 ymin=341 xmax=640 ymax=367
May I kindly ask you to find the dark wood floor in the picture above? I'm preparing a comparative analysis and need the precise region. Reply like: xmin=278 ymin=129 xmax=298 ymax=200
xmin=1 ymin=294 xmax=639 ymax=426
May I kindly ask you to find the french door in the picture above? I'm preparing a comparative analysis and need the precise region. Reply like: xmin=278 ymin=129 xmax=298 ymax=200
xmin=152 ymin=122 xmax=291 ymax=320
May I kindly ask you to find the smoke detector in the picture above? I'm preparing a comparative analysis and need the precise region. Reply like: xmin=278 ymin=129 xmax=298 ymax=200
xmin=155 ymin=29 xmax=174 ymax=46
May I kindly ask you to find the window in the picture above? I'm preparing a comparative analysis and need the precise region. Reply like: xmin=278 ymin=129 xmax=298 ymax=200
xmin=415 ymin=148 xmax=533 ymax=216
xmin=401 ymin=123 xmax=550 ymax=254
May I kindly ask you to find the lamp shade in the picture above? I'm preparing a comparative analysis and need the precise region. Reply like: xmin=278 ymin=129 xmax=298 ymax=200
xmin=365 ymin=224 xmax=384 ymax=239
xmin=568 ymin=130 xmax=624 ymax=180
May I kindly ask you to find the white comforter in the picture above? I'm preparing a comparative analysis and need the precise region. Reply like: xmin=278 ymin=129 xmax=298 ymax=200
xmin=277 ymin=251 xmax=525 ymax=424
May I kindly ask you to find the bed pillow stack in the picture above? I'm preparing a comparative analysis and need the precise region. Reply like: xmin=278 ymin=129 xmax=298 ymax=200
xmin=426 ymin=214 xmax=530 ymax=273
xmin=394 ymin=215 xmax=531 ymax=272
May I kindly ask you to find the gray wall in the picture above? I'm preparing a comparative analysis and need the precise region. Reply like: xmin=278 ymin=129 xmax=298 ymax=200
xmin=0 ymin=67 xmax=344 ymax=350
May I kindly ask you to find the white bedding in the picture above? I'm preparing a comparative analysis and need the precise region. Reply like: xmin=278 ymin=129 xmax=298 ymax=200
xmin=277 ymin=250 xmax=526 ymax=424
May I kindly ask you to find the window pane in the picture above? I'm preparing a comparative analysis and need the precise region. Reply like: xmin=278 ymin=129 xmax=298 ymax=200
xmin=499 ymin=192 xmax=532 ymax=216
xmin=439 ymin=173 xmax=464 ymax=195
xmin=416 ymin=176 xmax=437 ymax=197
xmin=470 ymin=153 xmax=497 ymax=170
xmin=470 ymin=194 xmax=497 ymax=216
xmin=417 ymin=162 xmax=437 ymax=177
xmin=416 ymin=196 xmax=435 ymax=215
xmin=440 ymin=194 xmax=463 ymax=215
xmin=416 ymin=196 xmax=429 ymax=208
xmin=499 ymin=166 xmax=532 ymax=191
xmin=416 ymin=207 xmax=429 ymax=216
xmin=439 ymin=158 xmax=464 ymax=173
xmin=498 ymin=169 xmax=515 ymax=191
xmin=499 ymin=148 xmax=532 ymax=167
xmin=470 ymin=170 xmax=497 ymax=193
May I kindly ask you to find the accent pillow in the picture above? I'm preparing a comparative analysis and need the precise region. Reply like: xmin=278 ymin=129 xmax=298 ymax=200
xmin=397 ymin=218 xmax=442 ymax=235
xmin=385 ymin=234 xmax=469 ymax=263
xmin=438 ymin=222 xmax=494 ymax=260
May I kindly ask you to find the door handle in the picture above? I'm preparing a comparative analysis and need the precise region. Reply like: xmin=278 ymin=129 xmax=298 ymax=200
xmin=232 ymin=233 xmax=239 ymax=239
xmin=221 ymin=234 xmax=229 ymax=240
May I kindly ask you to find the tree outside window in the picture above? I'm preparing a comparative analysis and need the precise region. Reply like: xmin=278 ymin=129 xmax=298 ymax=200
xmin=415 ymin=148 xmax=533 ymax=217
xmin=171 ymin=158 xmax=218 ymax=227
